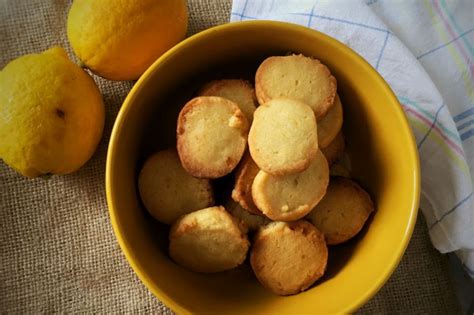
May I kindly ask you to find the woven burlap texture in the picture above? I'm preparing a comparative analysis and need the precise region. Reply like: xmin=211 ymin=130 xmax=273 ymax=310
xmin=0 ymin=0 xmax=460 ymax=313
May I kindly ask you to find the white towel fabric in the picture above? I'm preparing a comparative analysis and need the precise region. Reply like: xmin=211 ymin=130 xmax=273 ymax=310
xmin=230 ymin=0 xmax=474 ymax=277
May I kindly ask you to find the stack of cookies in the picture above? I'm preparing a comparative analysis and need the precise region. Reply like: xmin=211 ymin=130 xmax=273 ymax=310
xmin=138 ymin=54 xmax=375 ymax=296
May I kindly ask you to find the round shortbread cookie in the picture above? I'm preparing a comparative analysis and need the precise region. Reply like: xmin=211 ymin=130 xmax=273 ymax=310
xmin=138 ymin=149 xmax=214 ymax=224
xmin=329 ymin=161 xmax=351 ymax=178
xmin=321 ymin=131 xmax=345 ymax=166
xmin=318 ymin=94 xmax=343 ymax=148
xmin=255 ymin=54 xmax=337 ymax=118
xmin=330 ymin=152 xmax=352 ymax=177
xmin=248 ymin=98 xmax=318 ymax=176
xmin=250 ymin=221 xmax=328 ymax=295
xmin=226 ymin=200 xmax=271 ymax=234
xmin=306 ymin=177 xmax=374 ymax=245
xmin=252 ymin=150 xmax=329 ymax=221
xmin=169 ymin=206 xmax=250 ymax=273
xmin=177 ymin=96 xmax=249 ymax=178
xmin=231 ymin=151 xmax=262 ymax=215
xmin=198 ymin=79 xmax=258 ymax=124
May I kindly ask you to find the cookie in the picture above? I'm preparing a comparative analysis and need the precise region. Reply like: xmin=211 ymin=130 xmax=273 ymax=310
xmin=329 ymin=161 xmax=351 ymax=178
xmin=231 ymin=151 xmax=262 ymax=215
xmin=318 ymin=94 xmax=343 ymax=148
xmin=169 ymin=206 xmax=250 ymax=273
xmin=198 ymin=79 xmax=258 ymax=124
xmin=252 ymin=150 xmax=329 ymax=221
xmin=226 ymin=200 xmax=271 ymax=234
xmin=250 ymin=221 xmax=328 ymax=295
xmin=255 ymin=54 xmax=337 ymax=118
xmin=248 ymin=98 xmax=318 ymax=176
xmin=321 ymin=131 xmax=345 ymax=166
xmin=138 ymin=149 xmax=214 ymax=224
xmin=177 ymin=96 xmax=249 ymax=178
xmin=306 ymin=177 xmax=374 ymax=245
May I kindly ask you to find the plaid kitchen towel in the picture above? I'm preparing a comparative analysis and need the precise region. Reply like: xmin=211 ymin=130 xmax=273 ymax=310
xmin=230 ymin=0 xmax=474 ymax=276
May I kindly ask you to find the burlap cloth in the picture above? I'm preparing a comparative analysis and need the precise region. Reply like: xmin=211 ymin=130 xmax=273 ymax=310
xmin=0 ymin=1 xmax=462 ymax=313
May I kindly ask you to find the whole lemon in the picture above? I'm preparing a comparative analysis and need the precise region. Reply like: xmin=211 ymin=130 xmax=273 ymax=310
xmin=0 ymin=47 xmax=105 ymax=178
xmin=67 ymin=0 xmax=188 ymax=81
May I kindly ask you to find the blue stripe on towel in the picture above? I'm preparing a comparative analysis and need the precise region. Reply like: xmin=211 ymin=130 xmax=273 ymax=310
xmin=429 ymin=192 xmax=473 ymax=230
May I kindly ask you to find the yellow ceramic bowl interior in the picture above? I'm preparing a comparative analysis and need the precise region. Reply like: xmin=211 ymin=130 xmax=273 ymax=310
xmin=106 ymin=21 xmax=420 ymax=314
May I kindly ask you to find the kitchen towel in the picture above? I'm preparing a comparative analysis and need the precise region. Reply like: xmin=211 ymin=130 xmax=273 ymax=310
xmin=230 ymin=0 xmax=474 ymax=276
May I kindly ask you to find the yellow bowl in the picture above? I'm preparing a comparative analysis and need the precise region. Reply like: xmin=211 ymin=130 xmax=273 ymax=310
xmin=106 ymin=21 xmax=420 ymax=314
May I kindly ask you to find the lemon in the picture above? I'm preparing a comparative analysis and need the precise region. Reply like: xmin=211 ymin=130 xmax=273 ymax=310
xmin=67 ymin=0 xmax=188 ymax=81
xmin=0 ymin=47 xmax=105 ymax=178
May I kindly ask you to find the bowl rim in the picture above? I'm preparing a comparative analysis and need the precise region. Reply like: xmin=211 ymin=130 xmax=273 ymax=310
xmin=106 ymin=20 xmax=420 ymax=314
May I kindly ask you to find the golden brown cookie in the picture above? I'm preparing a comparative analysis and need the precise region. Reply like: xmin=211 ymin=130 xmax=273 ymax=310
xmin=177 ymin=96 xmax=249 ymax=178
xmin=252 ymin=150 xmax=329 ymax=221
xmin=255 ymin=54 xmax=337 ymax=118
xmin=306 ymin=177 xmax=374 ymax=245
xmin=250 ymin=221 xmax=328 ymax=295
xmin=329 ymin=161 xmax=351 ymax=178
xmin=226 ymin=200 xmax=271 ymax=234
xmin=321 ymin=131 xmax=345 ymax=166
xmin=198 ymin=79 xmax=258 ymax=124
xmin=231 ymin=151 xmax=262 ymax=215
xmin=248 ymin=98 xmax=318 ymax=176
xmin=318 ymin=94 xmax=343 ymax=148
xmin=138 ymin=149 xmax=214 ymax=224
xmin=169 ymin=206 xmax=250 ymax=273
